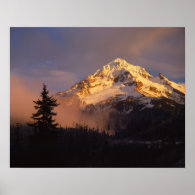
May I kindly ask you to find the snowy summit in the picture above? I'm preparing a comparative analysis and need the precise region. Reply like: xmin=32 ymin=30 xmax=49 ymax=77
xmin=57 ymin=58 xmax=185 ymax=106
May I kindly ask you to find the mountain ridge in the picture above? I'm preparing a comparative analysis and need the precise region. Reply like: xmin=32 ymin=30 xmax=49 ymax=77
xmin=57 ymin=58 xmax=185 ymax=108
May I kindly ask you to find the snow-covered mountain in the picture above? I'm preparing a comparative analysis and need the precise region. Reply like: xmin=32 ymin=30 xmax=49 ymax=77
xmin=57 ymin=58 xmax=185 ymax=110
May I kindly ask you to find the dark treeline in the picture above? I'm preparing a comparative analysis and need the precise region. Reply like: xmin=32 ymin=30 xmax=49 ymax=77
xmin=10 ymin=122 xmax=184 ymax=168
xmin=115 ymin=105 xmax=185 ymax=142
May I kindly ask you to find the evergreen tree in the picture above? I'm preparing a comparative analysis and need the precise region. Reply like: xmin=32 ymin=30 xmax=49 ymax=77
xmin=29 ymin=83 xmax=59 ymax=131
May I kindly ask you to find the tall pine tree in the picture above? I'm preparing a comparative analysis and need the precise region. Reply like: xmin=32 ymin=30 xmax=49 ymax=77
xmin=29 ymin=84 xmax=59 ymax=131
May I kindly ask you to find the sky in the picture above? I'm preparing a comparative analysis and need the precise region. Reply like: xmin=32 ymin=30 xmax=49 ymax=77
xmin=10 ymin=27 xmax=185 ymax=92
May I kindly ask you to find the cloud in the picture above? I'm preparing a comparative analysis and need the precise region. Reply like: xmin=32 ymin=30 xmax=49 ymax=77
xmin=13 ymin=67 xmax=78 ymax=92
xmin=128 ymin=28 xmax=175 ymax=56
xmin=145 ymin=59 xmax=184 ymax=79
xmin=32 ymin=69 xmax=78 ymax=91
xmin=47 ymin=70 xmax=78 ymax=90
xmin=10 ymin=74 xmax=39 ymax=124
xmin=10 ymin=74 xmax=111 ymax=130
xmin=11 ymin=27 xmax=185 ymax=85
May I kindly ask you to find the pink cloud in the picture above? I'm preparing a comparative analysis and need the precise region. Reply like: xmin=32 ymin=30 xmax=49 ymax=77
xmin=128 ymin=28 xmax=182 ymax=56
xmin=10 ymin=74 xmax=39 ymax=124
xmin=10 ymin=73 xmax=110 ymax=130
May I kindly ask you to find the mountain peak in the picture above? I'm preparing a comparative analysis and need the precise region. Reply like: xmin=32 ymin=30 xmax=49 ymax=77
xmin=99 ymin=58 xmax=151 ymax=81
xmin=102 ymin=58 xmax=137 ymax=70
xmin=57 ymin=58 xmax=185 ymax=105
xmin=108 ymin=57 xmax=132 ymax=69
xmin=112 ymin=57 xmax=127 ymax=63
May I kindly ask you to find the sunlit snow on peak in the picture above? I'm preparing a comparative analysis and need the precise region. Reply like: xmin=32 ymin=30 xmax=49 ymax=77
xmin=57 ymin=58 xmax=185 ymax=105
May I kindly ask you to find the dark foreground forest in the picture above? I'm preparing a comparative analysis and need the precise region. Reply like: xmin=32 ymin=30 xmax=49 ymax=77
xmin=10 ymin=122 xmax=185 ymax=168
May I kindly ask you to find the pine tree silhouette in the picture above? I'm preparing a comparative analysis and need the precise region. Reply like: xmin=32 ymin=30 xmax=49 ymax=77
xmin=29 ymin=83 xmax=59 ymax=131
